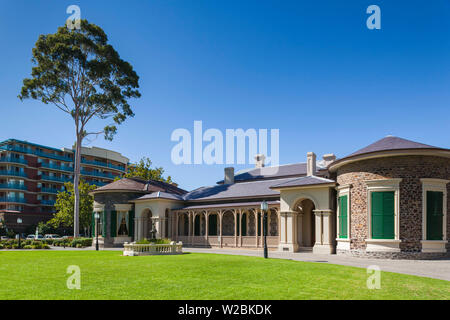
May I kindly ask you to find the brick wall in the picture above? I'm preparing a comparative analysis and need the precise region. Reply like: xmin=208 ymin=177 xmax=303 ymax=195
xmin=336 ymin=155 xmax=450 ymax=254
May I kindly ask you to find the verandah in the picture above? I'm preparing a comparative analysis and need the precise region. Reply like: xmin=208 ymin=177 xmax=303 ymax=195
xmin=173 ymin=203 xmax=280 ymax=248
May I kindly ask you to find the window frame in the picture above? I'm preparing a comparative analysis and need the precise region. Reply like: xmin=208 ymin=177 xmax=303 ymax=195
xmin=336 ymin=184 xmax=351 ymax=240
xmin=420 ymin=178 xmax=448 ymax=252
xmin=365 ymin=179 xmax=402 ymax=252
xmin=113 ymin=204 xmax=133 ymax=238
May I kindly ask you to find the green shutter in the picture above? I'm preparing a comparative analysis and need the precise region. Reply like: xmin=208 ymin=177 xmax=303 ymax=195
xmin=102 ymin=211 xmax=107 ymax=237
xmin=128 ymin=210 xmax=135 ymax=238
xmin=110 ymin=211 xmax=117 ymax=238
xmin=339 ymin=195 xmax=348 ymax=239
xmin=383 ymin=192 xmax=395 ymax=239
xmin=427 ymin=191 xmax=443 ymax=240
xmin=371 ymin=191 xmax=395 ymax=239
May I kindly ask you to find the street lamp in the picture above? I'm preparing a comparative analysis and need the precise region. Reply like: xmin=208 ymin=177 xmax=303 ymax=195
xmin=16 ymin=217 xmax=22 ymax=249
xmin=260 ymin=200 xmax=268 ymax=259
xmin=94 ymin=212 xmax=100 ymax=251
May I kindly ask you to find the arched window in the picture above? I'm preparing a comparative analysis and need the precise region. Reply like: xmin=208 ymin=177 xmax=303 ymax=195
xmin=241 ymin=212 xmax=247 ymax=236
xmin=208 ymin=214 xmax=218 ymax=236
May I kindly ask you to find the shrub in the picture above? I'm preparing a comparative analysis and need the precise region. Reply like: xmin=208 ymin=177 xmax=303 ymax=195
xmin=23 ymin=245 xmax=32 ymax=249
xmin=151 ymin=238 xmax=171 ymax=244
xmin=0 ymin=244 xmax=4 ymax=250
xmin=136 ymin=238 xmax=150 ymax=244
xmin=43 ymin=239 xmax=54 ymax=245
xmin=31 ymin=242 xmax=43 ymax=249
xmin=76 ymin=243 xmax=83 ymax=248
xmin=12 ymin=244 xmax=20 ymax=249
xmin=42 ymin=244 xmax=50 ymax=249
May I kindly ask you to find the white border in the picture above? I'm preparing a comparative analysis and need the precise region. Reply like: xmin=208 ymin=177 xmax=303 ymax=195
xmin=365 ymin=178 xmax=402 ymax=252
xmin=420 ymin=178 xmax=449 ymax=253
xmin=336 ymin=184 xmax=351 ymax=250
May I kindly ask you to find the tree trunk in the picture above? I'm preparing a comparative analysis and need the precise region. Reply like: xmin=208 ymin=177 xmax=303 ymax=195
xmin=73 ymin=133 xmax=82 ymax=238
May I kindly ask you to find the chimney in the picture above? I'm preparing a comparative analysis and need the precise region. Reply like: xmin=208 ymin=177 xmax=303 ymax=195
xmin=307 ymin=152 xmax=316 ymax=176
xmin=254 ymin=154 xmax=266 ymax=168
xmin=322 ymin=154 xmax=336 ymax=167
xmin=224 ymin=167 xmax=235 ymax=184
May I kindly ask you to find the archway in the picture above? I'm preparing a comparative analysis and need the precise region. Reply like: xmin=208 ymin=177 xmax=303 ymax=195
xmin=208 ymin=212 xmax=218 ymax=236
xmin=294 ymin=198 xmax=316 ymax=248
xmin=141 ymin=209 xmax=154 ymax=239
xmin=222 ymin=210 xmax=235 ymax=236
xmin=194 ymin=212 xmax=206 ymax=236
xmin=178 ymin=212 xmax=189 ymax=236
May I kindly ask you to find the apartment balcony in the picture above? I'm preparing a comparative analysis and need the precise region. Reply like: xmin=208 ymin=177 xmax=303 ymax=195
xmin=80 ymin=170 xmax=118 ymax=179
xmin=40 ymin=174 xmax=72 ymax=183
xmin=81 ymin=159 xmax=126 ymax=172
xmin=0 ymin=145 xmax=73 ymax=162
xmin=40 ymin=187 xmax=61 ymax=194
xmin=0 ymin=145 xmax=29 ymax=154
xmin=0 ymin=170 xmax=27 ymax=178
xmin=0 ymin=197 xmax=27 ymax=204
xmin=0 ymin=157 xmax=28 ymax=165
xmin=40 ymin=199 xmax=56 ymax=206
xmin=0 ymin=183 xmax=27 ymax=191
xmin=39 ymin=162 xmax=73 ymax=172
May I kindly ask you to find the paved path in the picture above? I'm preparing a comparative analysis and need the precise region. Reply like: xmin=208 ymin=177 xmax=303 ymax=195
xmin=184 ymin=248 xmax=450 ymax=281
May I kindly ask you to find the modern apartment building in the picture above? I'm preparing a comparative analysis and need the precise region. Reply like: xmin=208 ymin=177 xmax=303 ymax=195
xmin=0 ymin=139 xmax=129 ymax=232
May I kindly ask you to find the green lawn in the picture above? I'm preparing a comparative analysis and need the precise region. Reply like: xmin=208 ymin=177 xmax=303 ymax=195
xmin=0 ymin=251 xmax=448 ymax=300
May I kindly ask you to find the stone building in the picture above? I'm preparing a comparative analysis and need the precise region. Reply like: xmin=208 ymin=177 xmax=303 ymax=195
xmin=91 ymin=136 xmax=450 ymax=259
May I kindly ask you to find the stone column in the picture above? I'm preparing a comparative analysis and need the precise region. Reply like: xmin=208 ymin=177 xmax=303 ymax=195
xmin=134 ymin=217 xmax=139 ymax=241
xmin=205 ymin=211 xmax=209 ymax=244
xmin=175 ymin=212 xmax=179 ymax=241
xmin=219 ymin=210 xmax=223 ymax=248
xmin=138 ymin=217 xmax=145 ymax=241
xmin=234 ymin=210 xmax=237 ymax=247
xmin=254 ymin=210 xmax=258 ymax=248
xmin=188 ymin=212 xmax=193 ymax=246
xmin=238 ymin=209 xmax=242 ymax=247
xmin=277 ymin=211 xmax=298 ymax=252
xmin=313 ymin=210 xmax=334 ymax=254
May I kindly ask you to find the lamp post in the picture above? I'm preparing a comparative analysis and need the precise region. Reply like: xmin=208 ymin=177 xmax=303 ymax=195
xmin=16 ymin=217 xmax=22 ymax=249
xmin=260 ymin=200 xmax=268 ymax=259
xmin=94 ymin=212 xmax=100 ymax=251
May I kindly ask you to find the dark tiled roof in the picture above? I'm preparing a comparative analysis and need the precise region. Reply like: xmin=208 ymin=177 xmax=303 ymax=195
xmin=270 ymin=176 xmax=335 ymax=189
xmin=183 ymin=178 xmax=297 ymax=201
xmin=176 ymin=200 xmax=280 ymax=210
xmin=134 ymin=191 xmax=184 ymax=201
xmin=93 ymin=177 xmax=187 ymax=195
xmin=217 ymin=162 xmax=327 ymax=184
xmin=346 ymin=136 xmax=445 ymax=158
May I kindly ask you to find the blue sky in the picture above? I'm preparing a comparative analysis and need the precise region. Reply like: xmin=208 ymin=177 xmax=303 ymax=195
xmin=0 ymin=0 xmax=449 ymax=190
